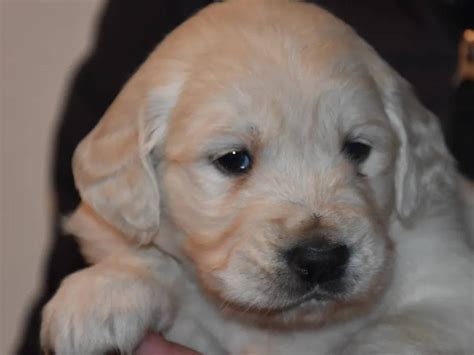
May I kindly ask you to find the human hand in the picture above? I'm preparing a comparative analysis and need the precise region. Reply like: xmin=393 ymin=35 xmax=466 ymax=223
xmin=134 ymin=333 xmax=200 ymax=355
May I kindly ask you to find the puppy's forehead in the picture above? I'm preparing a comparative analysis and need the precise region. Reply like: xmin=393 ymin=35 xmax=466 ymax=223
xmin=163 ymin=1 xmax=386 ymax=161
xmin=165 ymin=65 xmax=383 ymax=161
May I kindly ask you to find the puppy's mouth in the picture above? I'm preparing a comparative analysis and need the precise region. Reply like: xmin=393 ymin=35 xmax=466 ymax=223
xmin=207 ymin=276 xmax=349 ymax=318
xmin=201 ymin=269 xmax=390 ymax=331
xmin=204 ymin=252 xmax=391 ymax=327
xmin=192 ymin=236 xmax=391 ymax=327
xmin=202 ymin=285 xmax=355 ymax=330
xmin=197 ymin=246 xmax=354 ymax=321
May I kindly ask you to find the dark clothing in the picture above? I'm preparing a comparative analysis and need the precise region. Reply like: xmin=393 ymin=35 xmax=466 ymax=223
xmin=15 ymin=1 xmax=473 ymax=353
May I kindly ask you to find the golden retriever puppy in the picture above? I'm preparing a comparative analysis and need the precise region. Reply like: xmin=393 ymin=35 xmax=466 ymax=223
xmin=41 ymin=0 xmax=474 ymax=354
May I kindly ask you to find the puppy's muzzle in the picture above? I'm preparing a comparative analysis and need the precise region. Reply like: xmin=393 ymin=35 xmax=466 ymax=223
xmin=285 ymin=239 xmax=350 ymax=292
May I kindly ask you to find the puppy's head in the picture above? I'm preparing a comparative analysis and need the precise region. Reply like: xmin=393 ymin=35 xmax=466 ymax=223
xmin=73 ymin=0 xmax=455 ymax=327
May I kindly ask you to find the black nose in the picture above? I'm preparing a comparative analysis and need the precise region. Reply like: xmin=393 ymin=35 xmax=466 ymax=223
xmin=285 ymin=240 xmax=350 ymax=286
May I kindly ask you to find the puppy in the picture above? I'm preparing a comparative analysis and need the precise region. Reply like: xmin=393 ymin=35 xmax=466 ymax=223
xmin=41 ymin=0 xmax=474 ymax=354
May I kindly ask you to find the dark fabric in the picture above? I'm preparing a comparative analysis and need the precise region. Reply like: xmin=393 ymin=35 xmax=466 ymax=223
xmin=451 ymin=80 xmax=474 ymax=178
xmin=15 ymin=1 xmax=473 ymax=353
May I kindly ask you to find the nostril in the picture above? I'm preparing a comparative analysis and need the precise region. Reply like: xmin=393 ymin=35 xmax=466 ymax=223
xmin=286 ymin=242 xmax=350 ymax=286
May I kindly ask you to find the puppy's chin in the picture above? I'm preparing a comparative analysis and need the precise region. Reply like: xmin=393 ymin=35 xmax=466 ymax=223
xmin=198 ymin=270 xmax=390 ymax=329
xmin=202 ymin=292 xmax=378 ymax=330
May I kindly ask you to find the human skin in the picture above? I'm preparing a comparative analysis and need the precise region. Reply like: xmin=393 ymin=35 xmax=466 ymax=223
xmin=134 ymin=333 xmax=200 ymax=355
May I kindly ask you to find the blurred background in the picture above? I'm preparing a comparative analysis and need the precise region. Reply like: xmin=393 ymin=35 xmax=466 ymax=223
xmin=1 ymin=0 xmax=473 ymax=354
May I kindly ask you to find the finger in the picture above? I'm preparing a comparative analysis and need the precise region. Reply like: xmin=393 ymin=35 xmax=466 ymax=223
xmin=134 ymin=333 xmax=201 ymax=355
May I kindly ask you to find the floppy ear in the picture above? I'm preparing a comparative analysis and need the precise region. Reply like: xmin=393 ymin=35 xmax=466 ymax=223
xmin=72 ymin=73 xmax=182 ymax=244
xmin=382 ymin=78 xmax=456 ymax=221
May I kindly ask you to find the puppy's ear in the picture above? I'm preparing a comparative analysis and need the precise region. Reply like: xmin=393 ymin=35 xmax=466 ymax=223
xmin=383 ymin=78 xmax=456 ymax=221
xmin=72 ymin=73 xmax=182 ymax=244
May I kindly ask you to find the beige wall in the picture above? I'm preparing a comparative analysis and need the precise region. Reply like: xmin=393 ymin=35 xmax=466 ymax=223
xmin=1 ymin=1 xmax=104 ymax=352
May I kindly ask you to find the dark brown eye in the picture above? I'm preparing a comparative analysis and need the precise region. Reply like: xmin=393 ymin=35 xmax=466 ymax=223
xmin=342 ymin=141 xmax=371 ymax=164
xmin=213 ymin=149 xmax=252 ymax=175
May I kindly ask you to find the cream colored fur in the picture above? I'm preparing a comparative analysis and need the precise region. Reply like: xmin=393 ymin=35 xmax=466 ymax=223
xmin=41 ymin=1 xmax=474 ymax=354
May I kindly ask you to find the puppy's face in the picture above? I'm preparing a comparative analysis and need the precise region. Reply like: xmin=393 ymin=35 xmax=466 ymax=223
xmin=160 ymin=39 xmax=395 ymax=326
xmin=75 ymin=1 xmax=452 ymax=328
